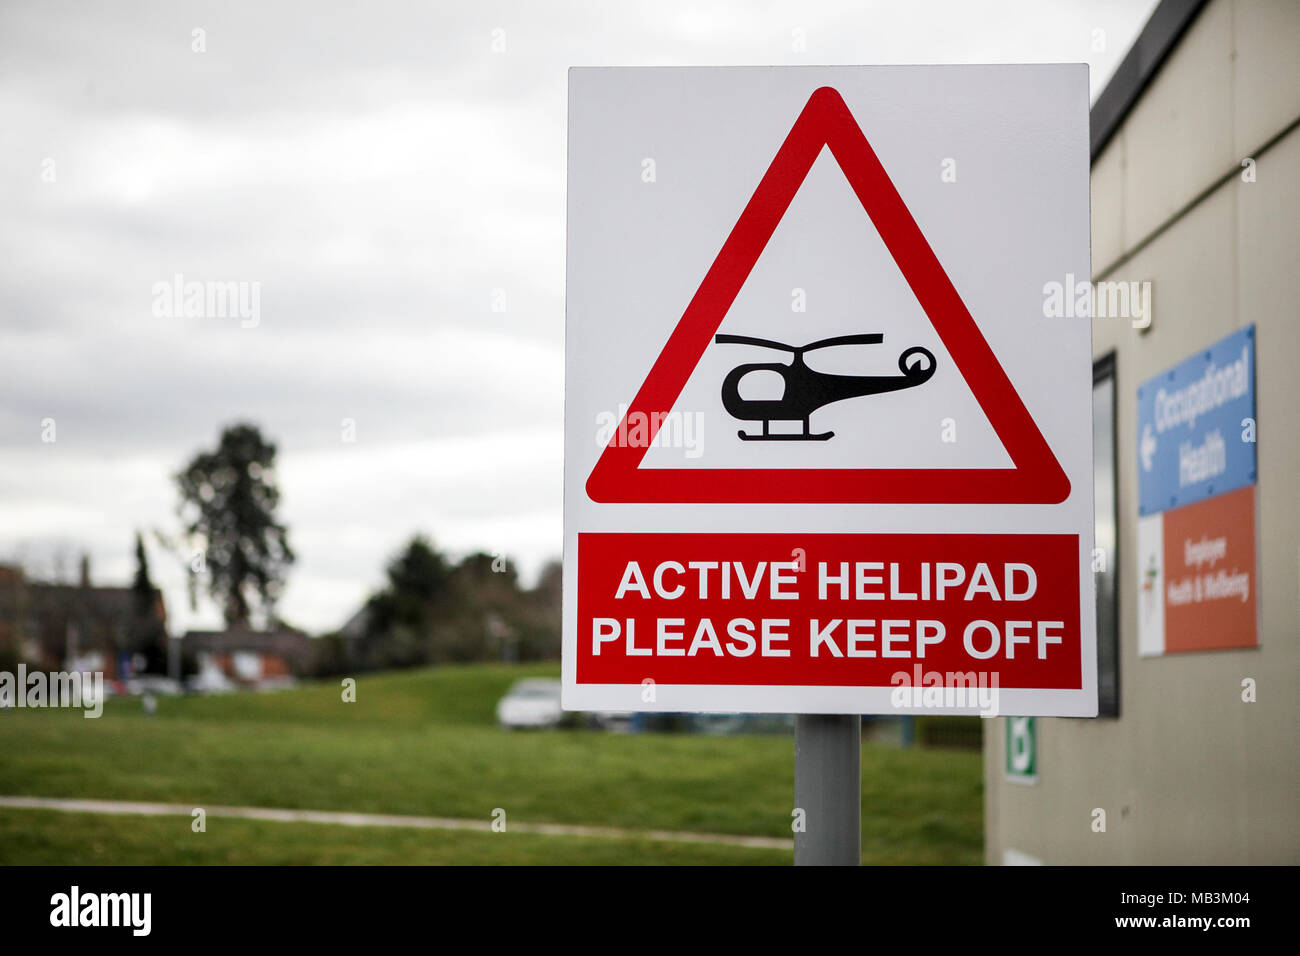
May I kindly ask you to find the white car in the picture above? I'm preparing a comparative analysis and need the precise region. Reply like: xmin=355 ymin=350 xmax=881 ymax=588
xmin=126 ymin=676 xmax=183 ymax=697
xmin=496 ymin=678 xmax=564 ymax=729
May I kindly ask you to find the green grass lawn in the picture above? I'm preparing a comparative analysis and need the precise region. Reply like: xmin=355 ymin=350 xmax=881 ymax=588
xmin=0 ymin=809 xmax=789 ymax=866
xmin=0 ymin=663 xmax=982 ymax=864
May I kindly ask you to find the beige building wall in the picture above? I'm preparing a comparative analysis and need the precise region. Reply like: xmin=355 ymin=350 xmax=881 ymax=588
xmin=985 ymin=0 xmax=1300 ymax=864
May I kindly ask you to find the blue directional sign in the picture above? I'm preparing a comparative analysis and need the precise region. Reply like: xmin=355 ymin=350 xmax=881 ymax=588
xmin=1136 ymin=326 xmax=1256 ymax=516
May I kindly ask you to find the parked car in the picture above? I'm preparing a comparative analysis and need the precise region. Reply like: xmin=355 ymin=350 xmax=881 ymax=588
xmin=693 ymin=713 xmax=795 ymax=735
xmin=125 ymin=676 xmax=183 ymax=697
xmin=588 ymin=710 xmax=635 ymax=732
xmin=496 ymin=678 xmax=564 ymax=729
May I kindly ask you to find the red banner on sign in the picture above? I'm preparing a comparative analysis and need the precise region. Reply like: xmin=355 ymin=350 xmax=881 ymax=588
xmin=577 ymin=532 xmax=1081 ymax=689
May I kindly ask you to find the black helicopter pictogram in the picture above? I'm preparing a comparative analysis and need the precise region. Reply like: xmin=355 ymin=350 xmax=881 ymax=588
xmin=713 ymin=332 xmax=937 ymax=441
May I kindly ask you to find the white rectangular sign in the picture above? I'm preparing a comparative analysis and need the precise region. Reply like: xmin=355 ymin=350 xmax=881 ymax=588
xmin=563 ymin=66 xmax=1096 ymax=716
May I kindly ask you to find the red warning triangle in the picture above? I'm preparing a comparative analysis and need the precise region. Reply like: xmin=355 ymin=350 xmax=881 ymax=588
xmin=586 ymin=86 xmax=1070 ymax=505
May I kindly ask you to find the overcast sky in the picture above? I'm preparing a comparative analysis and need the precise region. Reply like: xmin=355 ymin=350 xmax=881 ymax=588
xmin=0 ymin=0 xmax=1158 ymax=634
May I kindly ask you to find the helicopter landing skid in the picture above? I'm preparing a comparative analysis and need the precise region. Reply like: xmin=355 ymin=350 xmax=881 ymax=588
xmin=738 ymin=431 xmax=834 ymax=441
xmin=737 ymin=420 xmax=833 ymax=441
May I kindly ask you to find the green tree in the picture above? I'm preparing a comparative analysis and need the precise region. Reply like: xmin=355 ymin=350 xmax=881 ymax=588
xmin=384 ymin=535 xmax=450 ymax=605
xmin=176 ymin=423 xmax=294 ymax=627
xmin=362 ymin=536 xmax=449 ymax=667
xmin=357 ymin=537 xmax=562 ymax=668
xmin=131 ymin=531 xmax=154 ymax=615
xmin=130 ymin=531 xmax=167 ymax=660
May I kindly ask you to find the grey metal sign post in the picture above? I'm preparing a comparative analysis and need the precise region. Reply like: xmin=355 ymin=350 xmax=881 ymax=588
xmin=794 ymin=714 xmax=861 ymax=865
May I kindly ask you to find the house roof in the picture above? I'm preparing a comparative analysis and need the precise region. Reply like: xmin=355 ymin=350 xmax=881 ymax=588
xmin=182 ymin=627 xmax=312 ymax=659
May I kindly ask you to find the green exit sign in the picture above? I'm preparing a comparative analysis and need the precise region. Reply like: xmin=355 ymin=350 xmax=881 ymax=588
xmin=1006 ymin=717 xmax=1037 ymax=783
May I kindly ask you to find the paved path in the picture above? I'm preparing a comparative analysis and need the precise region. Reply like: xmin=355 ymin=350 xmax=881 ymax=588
xmin=0 ymin=795 xmax=793 ymax=851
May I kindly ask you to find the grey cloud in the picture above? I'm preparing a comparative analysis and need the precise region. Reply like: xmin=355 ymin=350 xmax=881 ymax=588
xmin=0 ymin=0 xmax=1156 ymax=630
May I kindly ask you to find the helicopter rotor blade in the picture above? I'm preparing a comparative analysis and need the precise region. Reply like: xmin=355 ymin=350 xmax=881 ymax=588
xmin=713 ymin=333 xmax=799 ymax=352
xmin=800 ymin=333 xmax=885 ymax=352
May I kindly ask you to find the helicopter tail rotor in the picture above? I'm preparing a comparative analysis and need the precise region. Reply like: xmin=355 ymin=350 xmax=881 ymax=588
xmin=898 ymin=346 xmax=937 ymax=380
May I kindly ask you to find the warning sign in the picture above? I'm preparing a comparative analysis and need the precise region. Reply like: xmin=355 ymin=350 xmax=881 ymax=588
xmin=585 ymin=85 xmax=1068 ymax=506
xmin=564 ymin=67 xmax=1097 ymax=716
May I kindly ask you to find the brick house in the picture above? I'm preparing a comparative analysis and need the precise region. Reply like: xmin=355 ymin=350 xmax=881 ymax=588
xmin=0 ymin=558 xmax=166 ymax=678
xmin=181 ymin=626 xmax=314 ymax=688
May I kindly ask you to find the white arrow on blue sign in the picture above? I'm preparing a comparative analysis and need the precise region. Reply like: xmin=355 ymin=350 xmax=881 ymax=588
xmin=1136 ymin=326 xmax=1256 ymax=517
